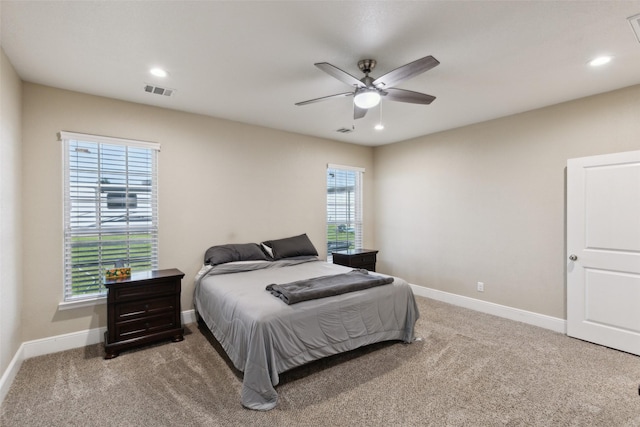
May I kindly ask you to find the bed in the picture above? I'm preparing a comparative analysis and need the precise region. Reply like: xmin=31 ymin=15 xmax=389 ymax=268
xmin=193 ymin=234 xmax=419 ymax=410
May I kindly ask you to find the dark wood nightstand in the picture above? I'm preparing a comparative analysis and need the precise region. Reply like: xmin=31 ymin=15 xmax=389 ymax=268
xmin=104 ymin=268 xmax=185 ymax=359
xmin=332 ymin=249 xmax=378 ymax=272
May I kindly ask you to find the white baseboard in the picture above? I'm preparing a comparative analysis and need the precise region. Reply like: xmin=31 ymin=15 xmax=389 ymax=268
xmin=0 ymin=309 xmax=197 ymax=405
xmin=0 ymin=343 xmax=24 ymax=405
xmin=410 ymin=284 xmax=566 ymax=334
xmin=23 ymin=326 xmax=108 ymax=360
xmin=182 ymin=308 xmax=197 ymax=325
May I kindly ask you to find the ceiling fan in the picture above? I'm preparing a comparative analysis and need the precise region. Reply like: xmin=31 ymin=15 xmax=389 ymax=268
xmin=295 ymin=55 xmax=440 ymax=119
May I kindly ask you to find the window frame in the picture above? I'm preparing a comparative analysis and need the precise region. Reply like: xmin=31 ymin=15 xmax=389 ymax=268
xmin=326 ymin=164 xmax=364 ymax=261
xmin=60 ymin=131 xmax=160 ymax=304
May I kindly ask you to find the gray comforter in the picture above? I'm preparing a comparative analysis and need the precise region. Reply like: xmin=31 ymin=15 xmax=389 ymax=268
xmin=194 ymin=258 xmax=419 ymax=410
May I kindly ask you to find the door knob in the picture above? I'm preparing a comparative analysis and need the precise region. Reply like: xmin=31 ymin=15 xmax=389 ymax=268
xmin=569 ymin=254 xmax=578 ymax=261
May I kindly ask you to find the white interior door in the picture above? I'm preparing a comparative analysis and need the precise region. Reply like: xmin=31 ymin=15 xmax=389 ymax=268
xmin=567 ymin=150 xmax=640 ymax=356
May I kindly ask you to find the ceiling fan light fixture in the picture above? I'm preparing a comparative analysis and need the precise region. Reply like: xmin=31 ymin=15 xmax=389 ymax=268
xmin=354 ymin=89 xmax=381 ymax=109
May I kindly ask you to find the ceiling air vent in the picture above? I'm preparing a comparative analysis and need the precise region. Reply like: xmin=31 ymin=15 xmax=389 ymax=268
xmin=628 ymin=13 xmax=640 ymax=43
xmin=336 ymin=127 xmax=354 ymax=134
xmin=144 ymin=84 xmax=175 ymax=97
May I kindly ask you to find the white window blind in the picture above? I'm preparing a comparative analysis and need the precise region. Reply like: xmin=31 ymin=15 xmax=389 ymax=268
xmin=327 ymin=164 xmax=364 ymax=257
xmin=61 ymin=131 xmax=160 ymax=302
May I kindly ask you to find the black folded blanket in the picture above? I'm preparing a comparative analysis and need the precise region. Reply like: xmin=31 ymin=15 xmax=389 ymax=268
xmin=266 ymin=269 xmax=394 ymax=305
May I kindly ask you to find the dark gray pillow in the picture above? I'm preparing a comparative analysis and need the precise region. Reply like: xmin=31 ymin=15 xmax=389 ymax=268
xmin=204 ymin=243 xmax=269 ymax=265
xmin=261 ymin=234 xmax=318 ymax=260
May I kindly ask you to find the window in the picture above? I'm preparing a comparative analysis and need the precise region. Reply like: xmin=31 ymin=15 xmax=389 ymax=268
xmin=326 ymin=164 xmax=364 ymax=258
xmin=61 ymin=131 xmax=160 ymax=302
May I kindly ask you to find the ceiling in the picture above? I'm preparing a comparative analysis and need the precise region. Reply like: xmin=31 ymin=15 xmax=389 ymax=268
xmin=2 ymin=1 xmax=640 ymax=147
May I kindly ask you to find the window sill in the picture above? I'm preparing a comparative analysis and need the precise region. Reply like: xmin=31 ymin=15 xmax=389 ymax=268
xmin=58 ymin=296 xmax=106 ymax=311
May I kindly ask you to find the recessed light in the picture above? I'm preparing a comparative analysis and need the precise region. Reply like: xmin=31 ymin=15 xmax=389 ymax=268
xmin=150 ymin=68 xmax=168 ymax=77
xmin=589 ymin=56 xmax=612 ymax=67
xmin=375 ymin=123 xmax=384 ymax=131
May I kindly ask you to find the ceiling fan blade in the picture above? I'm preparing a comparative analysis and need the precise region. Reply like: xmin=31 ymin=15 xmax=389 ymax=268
xmin=383 ymin=88 xmax=436 ymax=104
xmin=315 ymin=62 xmax=366 ymax=88
xmin=295 ymin=92 xmax=353 ymax=106
xmin=354 ymin=104 xmax=368 ymax=120
xmin=372 ymin=55 xmax=440 ymax=89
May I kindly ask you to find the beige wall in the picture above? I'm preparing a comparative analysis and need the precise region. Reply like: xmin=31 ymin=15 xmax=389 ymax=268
xmin=0 ymin=47 xmax=23 ymax=375
xmin=21 ymin=83 xmax=374 ymax=341
xmin=373 ymin=84 xmax=640 ymax=319
xmin=14 ymin=77 xmax=640 ymax=342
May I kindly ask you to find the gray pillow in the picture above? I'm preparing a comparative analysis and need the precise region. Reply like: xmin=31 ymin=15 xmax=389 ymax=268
xmin=204 ymin=243 xmax=269 ymax=265
xmin=261 ymin=234 xmax=318 ymax=260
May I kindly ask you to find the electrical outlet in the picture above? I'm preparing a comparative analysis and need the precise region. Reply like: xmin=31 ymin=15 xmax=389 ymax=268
xmin=477 ymin=282 xmax=484 ymax=292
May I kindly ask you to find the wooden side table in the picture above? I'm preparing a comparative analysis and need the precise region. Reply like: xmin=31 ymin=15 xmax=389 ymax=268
xmin=104 ymin=268 xmax=184 ymax=359
xmin=332 ymin=249 xmax=379 ymax=272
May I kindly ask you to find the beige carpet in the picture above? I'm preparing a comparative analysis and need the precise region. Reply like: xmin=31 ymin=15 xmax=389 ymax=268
xmin=2 ymin=296 xmax=639 ymax=426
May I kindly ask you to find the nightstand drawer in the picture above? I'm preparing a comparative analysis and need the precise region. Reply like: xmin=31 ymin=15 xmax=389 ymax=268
xmin=115 ymin=296 xmax=176 ymax=321
xmin=111 ymin=280 xmax=176 ymax=302
xmin=114 ymin=313 xmax=177 ymax=341
xmin=332 ymin=249 xmax=378 ymax=272
xmin=349 ymin=255 xmax=376 ymax=266
xmin=355 ymin=263 xmax=376 ymax=271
